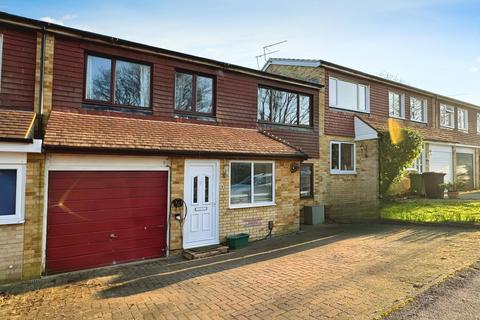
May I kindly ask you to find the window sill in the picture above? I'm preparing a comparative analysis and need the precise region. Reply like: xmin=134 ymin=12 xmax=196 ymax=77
xmin=389 ymin=115 xmax=405 ymax=120
xmin=330 ymin=170 xmax=356 ymax=175
xmin=300 ymin=196 xmax=314 ymax=199
xmin=0 ymin=218 xmax=25 ymax=225
xmin=440 ymin=125 xmax=455 ymax=130
xmin=174 ymin=112 xmax=216 ymax=122
xmin=410 ymin=119 xmax=428 ymax=124
xmin=257 ymin=121 xmax=313 ymax=131
xmin=229 ymin=202 xmax=275 ymax=210
xmin=458 ymin=129 xmax=469 ymax=133
xmin=82 ymin=103 xmax=153 ymax=115
xmin=329 ymin=106 xmax=370 ymax=114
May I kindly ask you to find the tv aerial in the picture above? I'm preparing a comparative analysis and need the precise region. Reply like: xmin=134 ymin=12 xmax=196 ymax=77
xmin=256 ymin=40 xmax=287 ymax=69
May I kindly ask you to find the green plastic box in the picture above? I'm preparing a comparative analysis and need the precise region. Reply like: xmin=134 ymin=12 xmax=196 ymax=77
xmin=226 ymin=233 xmax=249 ymax=250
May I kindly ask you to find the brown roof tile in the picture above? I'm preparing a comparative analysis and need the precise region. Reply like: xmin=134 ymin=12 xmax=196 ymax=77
xmin=44 ymin=112 xmax=307 ymax=158
xmin=357 ymin=115 xmax=480 ymax=147
xmin=0 ymin=110 xmax=35 ymax=140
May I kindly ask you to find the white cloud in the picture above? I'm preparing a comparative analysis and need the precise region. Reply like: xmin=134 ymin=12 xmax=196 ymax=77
xmin=470 ymin=66 xmax=478 ymax=72
xmin=474 ymin=56 xmax=480 ymax=64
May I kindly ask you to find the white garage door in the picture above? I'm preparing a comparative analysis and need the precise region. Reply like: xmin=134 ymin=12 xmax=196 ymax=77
xmin=430 ymin=145 xmax=453 ymax=183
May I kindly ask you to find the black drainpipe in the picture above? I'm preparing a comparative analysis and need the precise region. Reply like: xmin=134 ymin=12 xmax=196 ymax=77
xmin=35 ymin=27 xmax=46 ymax=139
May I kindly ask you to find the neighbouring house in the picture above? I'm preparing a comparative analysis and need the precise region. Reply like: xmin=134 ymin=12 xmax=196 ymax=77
xmin=264 ymin=58 xmax=480 ymax=220
xmin=0 ymin=12 xmax=321 ymax=280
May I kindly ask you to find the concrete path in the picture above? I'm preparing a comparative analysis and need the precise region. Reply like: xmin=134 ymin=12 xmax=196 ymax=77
xmin=1 ymin=224 xmax=480 ymax=320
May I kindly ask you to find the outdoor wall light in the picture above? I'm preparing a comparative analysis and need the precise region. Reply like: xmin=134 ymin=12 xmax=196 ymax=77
xmin=290 ymin=162 xmax=300 ymax=173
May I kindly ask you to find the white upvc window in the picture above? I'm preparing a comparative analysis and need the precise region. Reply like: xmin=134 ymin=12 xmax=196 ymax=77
xmin=407 ymin=148 xmax=425 ymax=173
xmin=440 ymin=104 xmax=455 ymax=128
xmin=477 ymin=113 xmax=480 ymax=134
xmin=329 ymin=77 xmax=369 ymax=113
xmin=388 ymin=91 xmax=405 ymax=119
xmin=458 ymin=108 xmax=468 ymax=132
xmin=0 ymin=164 xmax=26 ymax=225
xmin=410 ymin=97 xmax=427 ymax=123
xmin=229 ymin=161 xmax=275 ymax=208
xmin=330 ymin=142 xmax=356 ymax=174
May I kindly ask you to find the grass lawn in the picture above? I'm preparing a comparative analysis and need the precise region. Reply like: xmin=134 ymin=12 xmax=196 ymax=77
xmin=380 ymin=199 xmax=480 ymax=224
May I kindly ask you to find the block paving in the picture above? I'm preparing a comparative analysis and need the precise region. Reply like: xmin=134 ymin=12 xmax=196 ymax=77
xmin=2 ymin=224 xmax=480 ymax=320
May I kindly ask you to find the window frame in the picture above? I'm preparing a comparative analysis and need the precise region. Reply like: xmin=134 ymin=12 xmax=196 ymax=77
xmin=406 ymin=147 xmax=425 ymax=173
xmin=330 ymin=141 xmax=356 ymax=174
xmin=0 ymin=164 xmax=26 ymax=225
xmin=174 ymin=69 xmax=216 ymax=117
xmin=477 ymin=113 xmax=480 ymax=134
xmin=439 ymin=104 xmax=455 ymax=129
xmin=410 ymin=96 xmax=428 ymax=123
xmin=0 ymin=34 xmax=3 ymax=92
xmin=388 ymin=91 xmax=405 ymax=119
xmin=83 ymin=52 xmax=153 ymax=110
xmin=329 ymin=77 xmax=370 ymax=113
xmin=228 ymin=160 xmax=275 ymax=209
xmin=457 ymin=107 xmax=468 ymax=132
xmin=257 ymin=85 xmax=313 ymax=128
xmin=300 ymin=163 xmax=314 ymax=199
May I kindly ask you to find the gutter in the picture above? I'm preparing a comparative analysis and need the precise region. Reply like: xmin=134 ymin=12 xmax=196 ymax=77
xmin=0 ymin=137 xmax=34 ymax=143
xmin=43 ymin=145 xmax=309 ymax=160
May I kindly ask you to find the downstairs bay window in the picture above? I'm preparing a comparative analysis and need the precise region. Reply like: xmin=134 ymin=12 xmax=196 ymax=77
xmin=0 ymin=164 xmax=25 ymax=224
xmin=330 ymin=142 xmax=355 ymax=174
xmin=230 ymin=161 xmax=274 ymax=208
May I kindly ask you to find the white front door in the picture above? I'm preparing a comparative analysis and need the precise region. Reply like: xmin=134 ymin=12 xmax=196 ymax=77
xmin=183 ymin=160 xmax=219 ymax=249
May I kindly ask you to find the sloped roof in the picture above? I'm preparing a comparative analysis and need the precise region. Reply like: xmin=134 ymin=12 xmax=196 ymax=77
xmin=44 ymin=112 xmax=307 ymax=159
xmin=0 ymin=110 xmax=35 ymax=140
xmin=356 ymin=115 xmax=480 ymax=147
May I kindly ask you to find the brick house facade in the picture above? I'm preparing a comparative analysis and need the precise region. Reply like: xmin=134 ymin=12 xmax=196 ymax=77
xmin=0 ymin=13 xmax=320 ymax=281
xmin=265 ymin=58 xmax=480 ymax=220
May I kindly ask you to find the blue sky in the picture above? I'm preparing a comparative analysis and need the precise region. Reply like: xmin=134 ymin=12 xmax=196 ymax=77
xmin=2 ymin=0 xmax=480 ymax=104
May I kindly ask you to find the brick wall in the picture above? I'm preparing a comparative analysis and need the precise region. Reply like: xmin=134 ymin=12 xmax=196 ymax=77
xmin=169 ymin=158 xmax=300 ymax=251
xmin=22 ymin=153 xmax=45 ymax=279
xmin=33 ymin=32 xmax=54 ymax=126
xmin=0 ymin=224 xmax=24 ymax=282
xmin=0 ymin=154 xmax=45 ymax=283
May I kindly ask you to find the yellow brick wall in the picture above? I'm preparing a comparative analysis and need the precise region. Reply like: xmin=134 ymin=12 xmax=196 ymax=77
xmin=0 ymin=224 xmax=24 ymax=282
xmin=0 ymin=154 xmax=45 ymax=283
xmin=169 ymin=158 xmax=300 ymax=251
xmin=33 ymin=32 xmax=54 ymax=126
xmin=22 ymin=153 xmax=45 ymax=279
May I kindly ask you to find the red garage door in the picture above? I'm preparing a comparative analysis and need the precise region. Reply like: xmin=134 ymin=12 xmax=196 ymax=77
xmin=46 ymin=171 xmax=168 ymax=274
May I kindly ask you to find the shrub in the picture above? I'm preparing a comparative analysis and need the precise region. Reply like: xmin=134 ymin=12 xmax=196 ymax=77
xmin=379 ymin=126 xmax=423 ymax=196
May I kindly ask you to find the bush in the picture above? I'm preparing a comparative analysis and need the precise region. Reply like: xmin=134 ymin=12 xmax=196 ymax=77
xmin=379 ymin=126 xmax=423 ymax=196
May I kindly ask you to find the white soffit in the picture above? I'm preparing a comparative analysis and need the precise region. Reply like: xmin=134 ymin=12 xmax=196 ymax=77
xmin=0 ymin=139 xmax=42 ymax=153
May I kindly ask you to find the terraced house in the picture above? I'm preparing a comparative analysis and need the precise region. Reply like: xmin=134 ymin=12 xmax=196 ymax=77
xmin=0 ymin=12 xmax=321 ymax=282
xmin=264 ymin=58 xmax=480 ymax=220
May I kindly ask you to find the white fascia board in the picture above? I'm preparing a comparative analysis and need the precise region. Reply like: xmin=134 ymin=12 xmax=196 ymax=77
xmin=354 ymin=117 xmax=378 ymax=141
xmin=0 ymin=139 xmax=42 ymax=153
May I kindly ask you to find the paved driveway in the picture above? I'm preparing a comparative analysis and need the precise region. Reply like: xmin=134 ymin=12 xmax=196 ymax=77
xmin=1 ymin=224 xmax=480 ymax=320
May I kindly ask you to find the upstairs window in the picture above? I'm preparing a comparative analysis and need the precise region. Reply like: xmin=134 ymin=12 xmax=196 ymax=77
xmin=410 ymin=97 xmax=427 ymax=123
xmin=388 ymin=91 xmax=404 ymax=119
xmin=85 ymin=54 xmax=151 ymax=108
xmin=440 ymin=104 xmax=455 ymax=128
xmin=175 ymin=71 xmax=214 ymax=115
xmin=458 ymin=108 xmax=468 ymax=132
xmin=257 ymin=87 xmax=311 ymax=126
xmin=330 ymin=142 xmax=355 ymax=174
xmin=329 ymin=77 xmax=369 ymax=112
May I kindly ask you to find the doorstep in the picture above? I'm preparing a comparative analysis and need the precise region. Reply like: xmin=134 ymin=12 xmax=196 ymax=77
xmin=183 ymin=245 xmax=229 ymax=260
